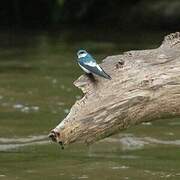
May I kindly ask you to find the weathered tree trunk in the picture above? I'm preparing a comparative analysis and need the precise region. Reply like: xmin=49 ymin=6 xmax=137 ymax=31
xmin=49 ymin=32 xmax=180 ymax=146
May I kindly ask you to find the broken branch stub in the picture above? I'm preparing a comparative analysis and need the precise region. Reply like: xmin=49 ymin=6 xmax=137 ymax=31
xmin=49 ymin=32 xmax=180 ymax=145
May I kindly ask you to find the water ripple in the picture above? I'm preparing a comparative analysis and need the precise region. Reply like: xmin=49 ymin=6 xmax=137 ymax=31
xmin=0 ymin=135 xmax=49 ymax=151
xmin=104 ymin=133 xmax=180 ymax=150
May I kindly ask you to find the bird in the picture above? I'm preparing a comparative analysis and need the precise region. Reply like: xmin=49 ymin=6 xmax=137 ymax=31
xmin=77 ymin=49 xmax=111 ymax=80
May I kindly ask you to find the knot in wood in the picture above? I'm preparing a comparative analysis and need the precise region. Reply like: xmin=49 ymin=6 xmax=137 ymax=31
xmin=116 ymin=59 xmax=125 ymax=69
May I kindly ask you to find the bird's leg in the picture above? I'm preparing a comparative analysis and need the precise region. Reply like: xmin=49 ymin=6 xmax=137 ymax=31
xmin=86 ymin=73 xmax=96 ymax=83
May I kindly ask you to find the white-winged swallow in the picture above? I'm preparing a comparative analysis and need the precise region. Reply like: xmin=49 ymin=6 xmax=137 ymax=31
xmin=77 ymin=49 xmax=111 ymax=80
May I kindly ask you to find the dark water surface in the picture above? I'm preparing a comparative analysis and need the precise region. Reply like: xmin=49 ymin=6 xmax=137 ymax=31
xmin=0 ymin=29 xmax=180 ymax=180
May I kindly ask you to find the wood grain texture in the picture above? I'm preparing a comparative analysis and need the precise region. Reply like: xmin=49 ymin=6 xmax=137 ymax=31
xmin=49 ymin=32 xmax=180 ymax=146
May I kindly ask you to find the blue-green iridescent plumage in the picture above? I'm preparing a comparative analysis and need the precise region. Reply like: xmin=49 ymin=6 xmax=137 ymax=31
xmin=77 ymin=50 xmax=111 ymax=80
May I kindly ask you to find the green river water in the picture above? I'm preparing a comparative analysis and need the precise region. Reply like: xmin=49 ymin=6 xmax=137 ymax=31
xmin=0 ymin=29 xmax=180 ymax=180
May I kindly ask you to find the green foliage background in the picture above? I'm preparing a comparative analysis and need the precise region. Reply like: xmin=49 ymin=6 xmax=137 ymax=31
xmin=1 ymin=0 xmax=180 ymax=30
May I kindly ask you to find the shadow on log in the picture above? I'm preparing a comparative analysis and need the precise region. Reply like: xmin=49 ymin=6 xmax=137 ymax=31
xmin=49 ymin=32 xmax=180 ymax=146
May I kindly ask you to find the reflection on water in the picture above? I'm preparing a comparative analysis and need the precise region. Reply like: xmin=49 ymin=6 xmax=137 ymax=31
xmin=0 ymin=30 xmax=180 ymax=180
xmin=1 ymin=132 xmax=180 ymax=152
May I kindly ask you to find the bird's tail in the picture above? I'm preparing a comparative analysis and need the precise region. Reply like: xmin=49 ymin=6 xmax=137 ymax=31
xmin=101 ymin=69 xmax=112 ymax=80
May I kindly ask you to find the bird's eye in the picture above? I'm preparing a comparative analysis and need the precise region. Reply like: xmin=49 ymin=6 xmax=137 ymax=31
xmin=79 ymin=52 xmax=84 ymax=54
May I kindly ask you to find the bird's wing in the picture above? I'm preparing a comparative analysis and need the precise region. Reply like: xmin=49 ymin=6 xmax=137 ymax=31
xmin=79 ymin=60 xmax=111 ymax=79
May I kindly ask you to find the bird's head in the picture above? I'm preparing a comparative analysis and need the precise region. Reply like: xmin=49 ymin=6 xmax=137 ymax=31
xmin=77 ymin=49 xmax=88 ymax=58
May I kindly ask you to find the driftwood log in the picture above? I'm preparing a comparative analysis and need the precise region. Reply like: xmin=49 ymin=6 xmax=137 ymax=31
xmin=49 ymin=32 xmax=180 ymax=146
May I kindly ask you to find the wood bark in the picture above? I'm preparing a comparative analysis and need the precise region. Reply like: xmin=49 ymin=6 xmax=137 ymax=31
xmin=49 ymin=32 xmax=180 ymax=146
